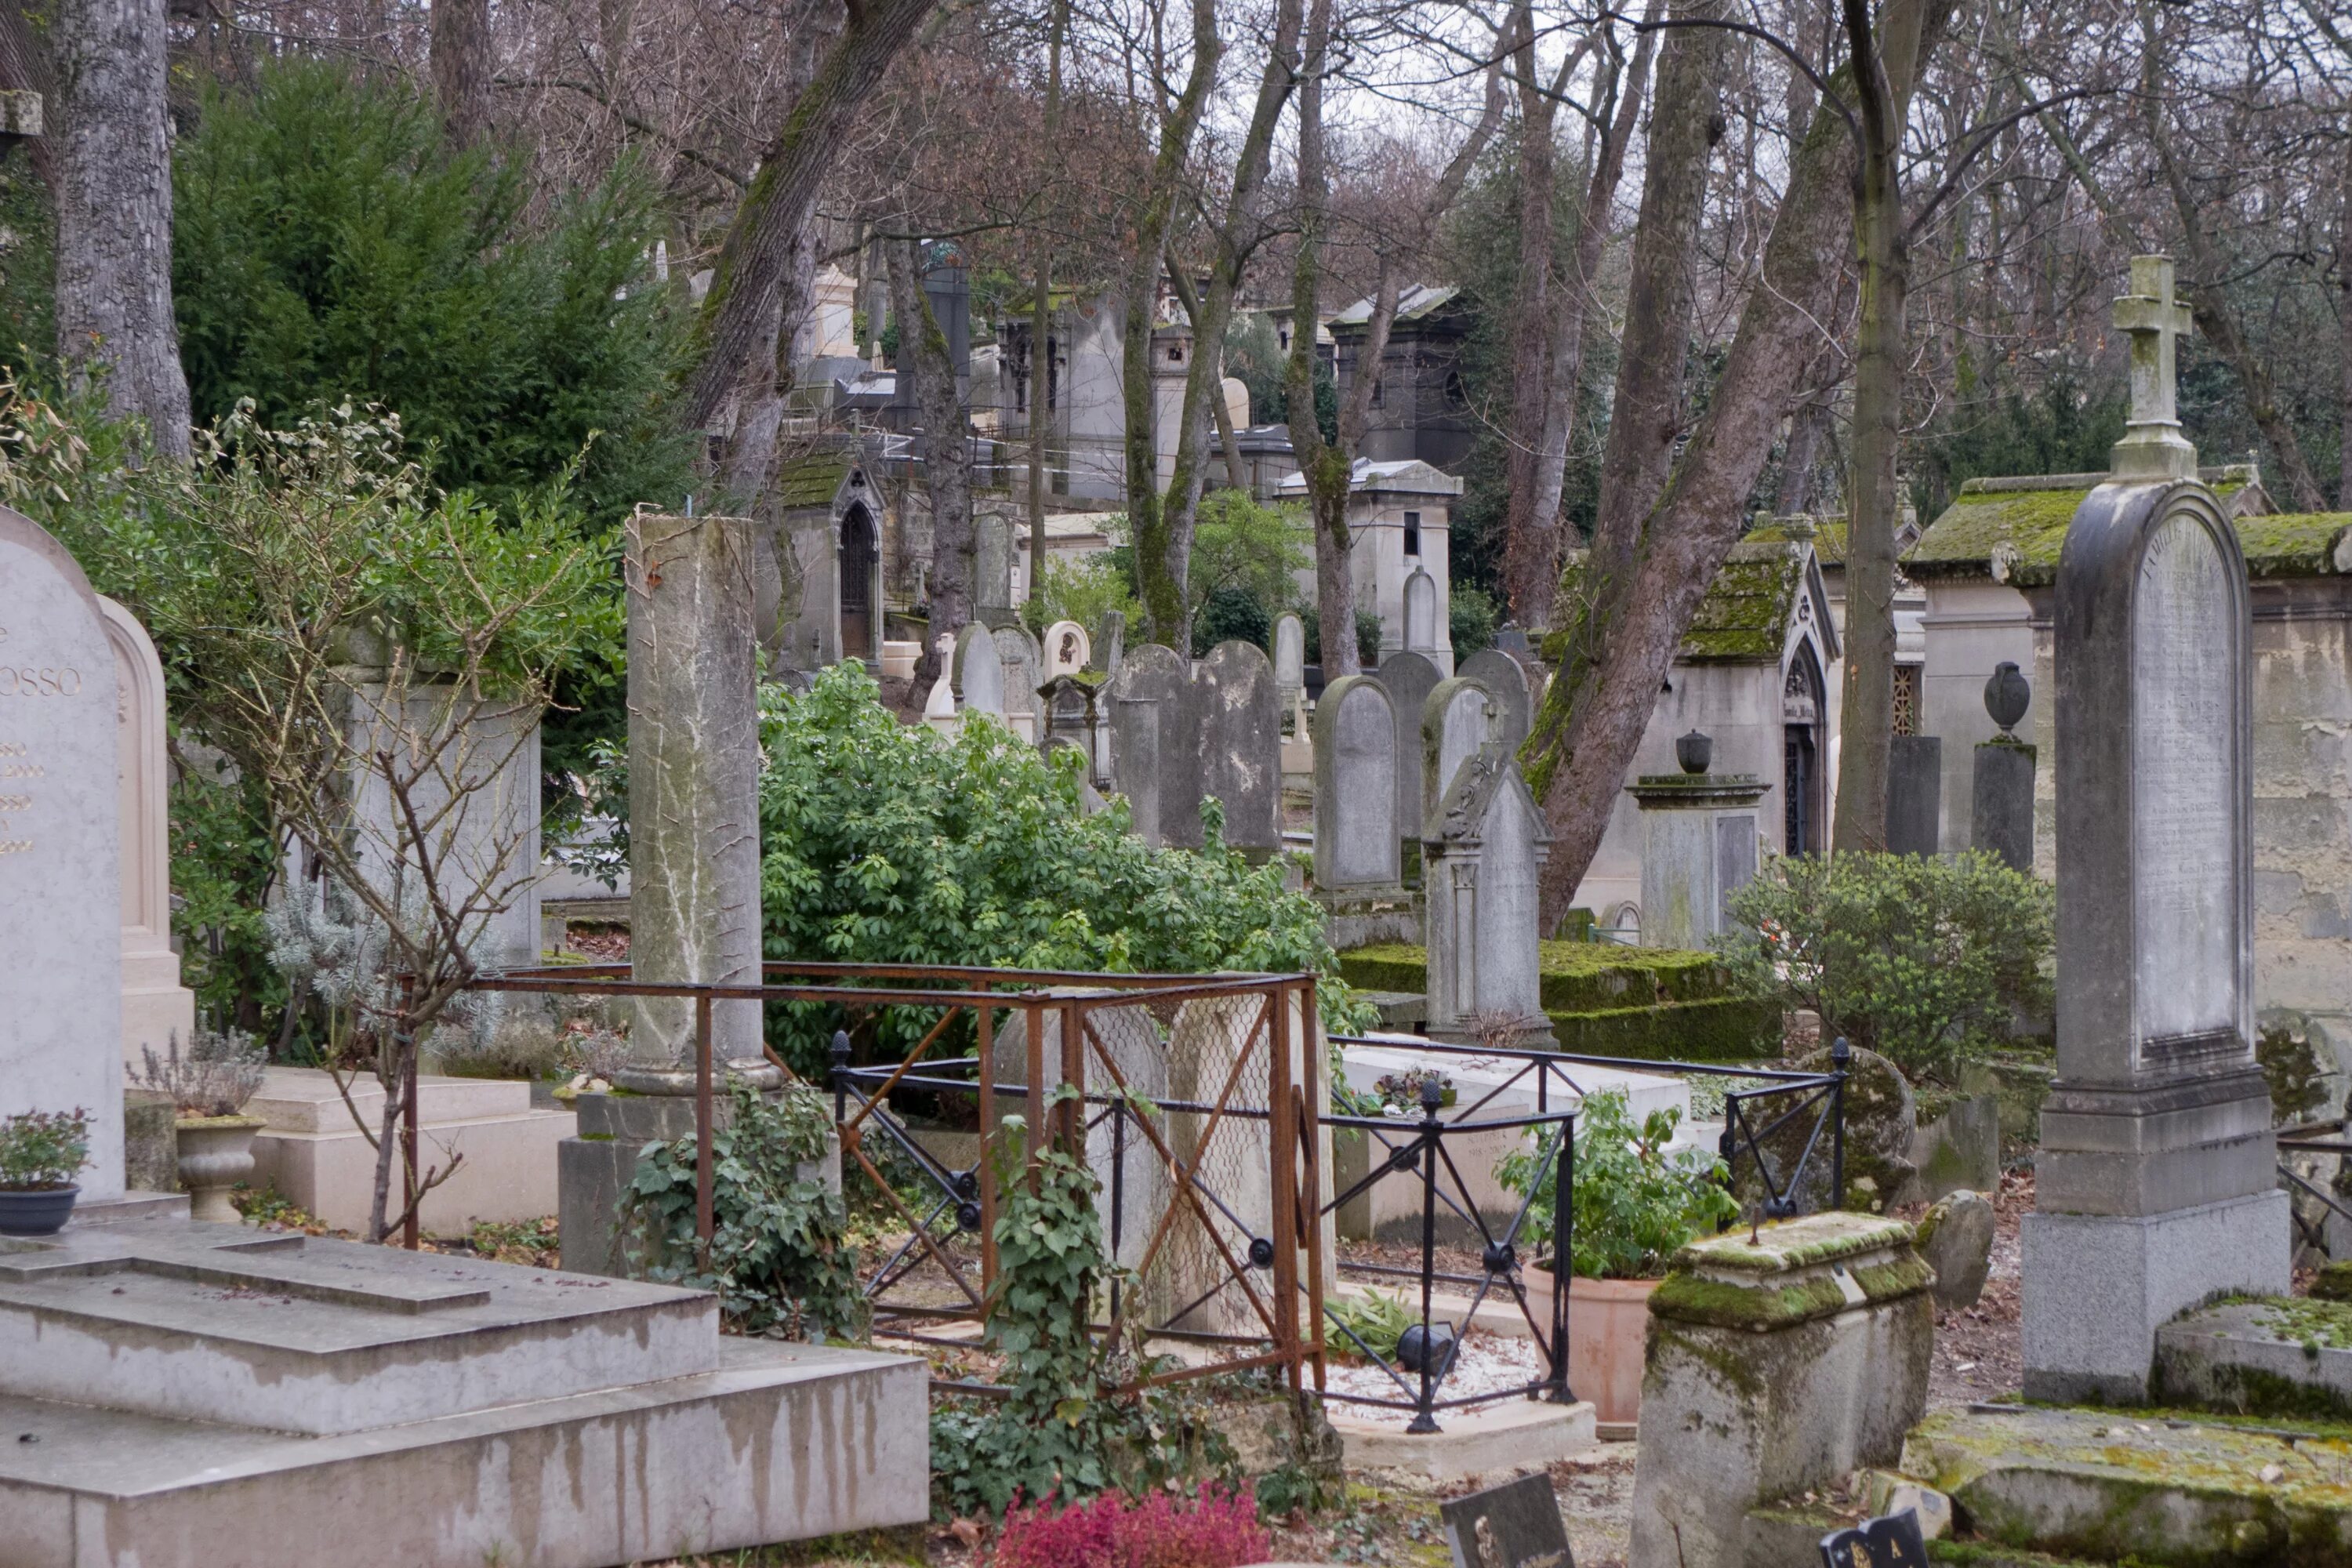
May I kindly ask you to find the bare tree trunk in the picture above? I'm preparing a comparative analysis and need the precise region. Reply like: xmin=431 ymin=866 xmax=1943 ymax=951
xmin=1526 ymin=0 xmax=1947 ymax=928
xmin=893 ymin=240 xmax=973 ymax=686
xmin=1120 ymin=0 xmax=1221 ymax=648
xmin=2340 ymin=132 xmax=2352 ymax=508
xmin=1497 ymin=3 xmax=1563 ymax=622
xmin=682 ymin=0 xmax=937 ymax=466
xmin=1025 ymin=0 xmax=1065 ymax=611
xmin=1829 ymin=0 xmax=1922 ymax=855
xmin=431 ymin=0 xmax=492 ymax=143
xmin=1513 ymin=13 xmax=1661 ymax=635
xmin=51 ymin=0 xmax=190 ymax=458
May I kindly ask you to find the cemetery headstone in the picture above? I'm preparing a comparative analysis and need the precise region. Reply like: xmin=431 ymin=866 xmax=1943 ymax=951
xmin=993 ymin=623 xmax=1044 ymax=742
xmin=1312 ymin=675 xmax=1401 ymax=892
xmin=1438 ymin=1472 xmax=1573 ymax=1568
xmin=1196 ymin=640 xmax=1281 ymax=851
xmin=1375 ymin=650 xmax=1444 ymax=851
xmin=1093 ymin=609 xmax=1125 ymax=677
xmin=1817 ymin=1509 xmax=1930 ymax=1568
xmin=2022 ymin=256 xmax=2288 ymax=1403
xmin=100 ymin=596 xmax=194 ymax=1062
xmin=1272 ymin=612 xmax=1305 ymax=700
xmin=1044 ymin=619 xmax=1091 ymax=678
xmin=1107 ymin=643 xmax=1200 ymax=848
xmin=1403 ymin=567 xmax=1440 ymax=655
xmin=1422 ymin=745 xmax=1552 ymax=1044
xmin=922 ymin=631 xmax=958 ymax=735
xmin=0 ymin=505 xmax=125 ymax=1201
xmin=1459 ymin=647 xmax=1533 ymax=753
xmin=1626 ymin=747 xmax=1767 ymax=951
xmin=953 ymin=622 xmax=1006 ymax=720
xmin=1424 ymin=676 xmax=1497 ymax=829
xmin=1916 ymin=1189 xmax=1997 ymax=1311
xmin=1972 ymin=664 xmax=2034 ymax=872
xmin=974 ymin=510 xmax=1014 ymax=622
xmin=1886 ymin=735 xmax=1942 ymax=856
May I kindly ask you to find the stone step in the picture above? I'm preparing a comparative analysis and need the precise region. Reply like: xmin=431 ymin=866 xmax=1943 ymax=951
xmin=0 ymin=1338 xmax=927 ymax=1568
xmin=0 ymin=1221 xmax=715 ymax=1436
xmin=1902 ymin=1405 xmax=2352 ymax=1566
xmin=2154 ymin=1297 xmax=2352 ymax=1421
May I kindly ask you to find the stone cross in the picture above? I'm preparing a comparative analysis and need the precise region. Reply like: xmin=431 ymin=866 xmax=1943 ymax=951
xmin=2110 ymin=255 xmax=2198 ymax=482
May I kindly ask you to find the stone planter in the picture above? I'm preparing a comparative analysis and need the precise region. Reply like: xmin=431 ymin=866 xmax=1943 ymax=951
xmin=0 ymin=1184 xmax=78 ymax=1236
xmin=176 ymin=1116 xmax=265 ymax=1223
xmin=1523 ymin=1270 xmax=1661 ymax=1429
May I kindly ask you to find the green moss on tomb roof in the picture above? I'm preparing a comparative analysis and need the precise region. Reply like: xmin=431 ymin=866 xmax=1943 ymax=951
xmin=775 ymin=452 xmax=852 ymax=510
xmin=1904 ymin=470 xmax=2276 ymax=587
xmin=2238 ymin=514 xmax=2352 ymax=577
xmin=1678 ymin=539 xmax=1807 ymax=661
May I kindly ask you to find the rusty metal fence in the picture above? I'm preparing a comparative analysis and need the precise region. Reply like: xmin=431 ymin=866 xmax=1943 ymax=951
xmin=468 ymin=961 xmax=1328 ymax=1397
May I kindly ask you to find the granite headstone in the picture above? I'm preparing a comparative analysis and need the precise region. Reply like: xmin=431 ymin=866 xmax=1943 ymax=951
xmin=1107 ymin=643 xmax=1200 ymax=848
xmin=1375 ymin=651 xmax=1444 ymax=845
xmin=1312 ymin=675 xmax=1400 ymax=891
xmin=1196 ymin=640 xmax=1281 ymax=851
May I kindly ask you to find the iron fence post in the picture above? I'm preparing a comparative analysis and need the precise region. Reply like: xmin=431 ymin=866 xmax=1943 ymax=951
xmin=1831 ymin=1035 xmax=1850 ymax=1211
xmin=830 ymin=1030 xmax=851 ymax=1127
xmin=1409 ymin=1077 xmax=1444 ymax=1434
xmin=1109 ymin=1098 xmax=1127 ymax=1322
xmin=1552 ymin=1112 xmax=1573 ymax=1402
xmin=695 ymin=996 xmax=714 ymax=1272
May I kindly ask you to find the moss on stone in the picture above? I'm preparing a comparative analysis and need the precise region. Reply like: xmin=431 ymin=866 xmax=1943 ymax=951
xmin=2313 ymin=1263 xmax=2352 ymax=1304
xmin=2236 ymin=514 xmax=2352 ymax=578
xmin=1676 ymin=540 xmax=1809 ymax=661
xmin=1650 ymin=1271 xmax=1852 ymax=1330
xmin=1680 ymin=1211 xmax=1917 ymax=1274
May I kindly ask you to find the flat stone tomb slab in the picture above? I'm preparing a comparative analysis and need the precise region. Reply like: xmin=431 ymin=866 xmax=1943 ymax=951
xmin=2154 ymin=1297 xmax=2352 ymax=1419
xmin=0 ymin=1223 xmax=714 ymax=1435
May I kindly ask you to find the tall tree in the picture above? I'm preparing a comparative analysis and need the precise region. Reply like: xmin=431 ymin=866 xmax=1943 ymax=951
xmin=1287 ymin=0 xmax=1508 ymax=677
xmin=49 ymin=0 xmax=189 ymax=456
xmin=891 ymin=238 xmax=974 ymax=684
xmin=1025 ymin=0 xmax=1068 ymax=605
xmin=432 ymin=0 xmax=495 ymax=143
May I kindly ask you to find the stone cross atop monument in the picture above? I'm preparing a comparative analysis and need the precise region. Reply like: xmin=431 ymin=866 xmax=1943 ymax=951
xmin=2110 ymin=254 xmax=2198 ymax=482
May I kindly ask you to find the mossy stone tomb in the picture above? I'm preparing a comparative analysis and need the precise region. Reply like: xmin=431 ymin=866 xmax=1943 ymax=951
xmin=1628 ymin=1212 xmax=1934 ymax=1568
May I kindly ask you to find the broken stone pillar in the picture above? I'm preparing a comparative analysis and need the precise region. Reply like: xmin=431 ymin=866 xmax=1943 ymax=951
xmin=1628 ymin=1213 xmax=1934 ymax=1568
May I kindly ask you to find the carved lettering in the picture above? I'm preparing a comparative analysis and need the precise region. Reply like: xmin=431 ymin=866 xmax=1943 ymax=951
xmin=0 ymin=666 xmax=82 ymax=696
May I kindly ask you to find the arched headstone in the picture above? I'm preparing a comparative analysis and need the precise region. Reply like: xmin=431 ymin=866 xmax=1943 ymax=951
xmin=1374 ymin=650 xmax=1443 ymax=845
xmin=953 ymin=622 xmax=1005 ymax=719
xmin=1107 ymin=644 xmax=1199 ymax=847
xmin=1403 ymin=567 xmax=1439 ymax=652
xmin=1422 ymin=746 xmax=1551 ymax=1044
xmin=1196 ymin=640 xmax=1280 ymax=851
xmin=0 ymin=506 xmax=125 ymax=1199
xmin=1459 ymin=648 xmax=1533 ymax=753
xmin=1044 ymin=619 xmax=1091 ymax=678
xmin=1272 ymin=613 xmax=1305 ymax=695
xmin=1312 ymin=676 xmax=1399 ymax=891
xmin=993 ymin=623 xmax=1043 ymax=741
xmin=1423 ymin=676 xmax=1498 ymax=829
xmin=100 ymin=597 xmax=194 ymax=1065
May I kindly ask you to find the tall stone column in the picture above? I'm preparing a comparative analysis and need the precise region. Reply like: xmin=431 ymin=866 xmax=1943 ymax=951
xmin=620 ymin=511 xmax=768 ymax=1082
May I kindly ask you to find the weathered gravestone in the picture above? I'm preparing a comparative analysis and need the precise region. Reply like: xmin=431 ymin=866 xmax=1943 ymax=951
xmin=1093 ymin=609 xmax=1125 ymax=677
xmin=1312 ymin=675 xmax=1400 ymax=892
xmin=1107 ymin=643 xmax=1202 ymax=847
xmin=1424 ymin=745 xmax=1552 ymax=1044
xmin=1458 ymin=648 xmax=1533 ymax=753
xmin=1044 ymin=619 xmax=1091 ymax=678
xmin=1422 ymin=676 xmax=1497 ymax=833
xmin=1438 ymin=1472 xmax=1573 ymax=1568
xmin=1273 ymin=612 xmax=1305 ymax=697
xmin=993 ymin=623 xmax=1044 ymax=742
xmin=2021 ymin=256 xmax=2290 ymax=1403
xmin=100 ymin=595 xmax=194 ymax=1062
xmin=1886 ymin=735 xmax=1942 ymax=856
xmin=953 ymin=621 xmax=1006 ymax=721
xmin=1972 ymin=663 xmax=2034 ymax=872
xmin=1403 ymin=567 xmax=1441 ymax=660
xmin=974 ymin=509 xmax=1014 ymax=623
xmin=1818 ymin=1508 xmax=1930 ymax=1568
xmin=1196 ymin=640 xmax=1281 ymax=852
xmin=563 ymin=511 xmax=774 ymax=1274
xmin=1628 ymin=757 xmax=1768 ymax=953
xmin=1375 ymin=650 xmax=1444 ymax=854
xmin=0 ymin=506 xmax=124 ymax=1201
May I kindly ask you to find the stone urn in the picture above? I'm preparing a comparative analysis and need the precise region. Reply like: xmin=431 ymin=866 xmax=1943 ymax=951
xmin=1523 ymin=1269 xmax=1663 ymax=1431
xmin=1675 ymin=730 xmax=1713 ymax=775
xmin=176 ymin=1116 xmax=266 ymax=1223
xmin=1984 ymin=661 xmax=2030 ymax=735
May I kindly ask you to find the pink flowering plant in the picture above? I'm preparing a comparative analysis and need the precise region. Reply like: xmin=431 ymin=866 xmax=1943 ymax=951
xmin=989 ymin=1483 xmax=1270 ymax=1568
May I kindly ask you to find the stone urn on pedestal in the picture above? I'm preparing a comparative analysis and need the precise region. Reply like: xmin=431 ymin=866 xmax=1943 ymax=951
xmin=136 ymin=1029 xmax=270 ymax=1223
xmin=175 ymin=1116 xmax=265 ymax=1222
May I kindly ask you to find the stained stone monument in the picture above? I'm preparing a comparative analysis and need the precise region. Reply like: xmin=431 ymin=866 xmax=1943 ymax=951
xmin=1422 ymin=675 xmax=1497 ymax=828
xmin=1458 ymin=648 xmax=1532 ymax=753
xmin=1196 ymin=640 xmax=1281 ymax=852
xmin=0 ymin=506 xmax=125 ymax=1202
xmin=100 ymin=596 xmax=194 ymax=1062
xmin=1423 ymin=745 xmax=1552 ymax=1044
xmin=993 ymin=623 xmax=1044 ymax=742
xmin=1312 ymin=675 xmax=1400 ymax=893
xmin=953 ymin=621 xmax=1006 ymax=721
xmin=1886 ymin=735 xmax=1943 ymax=856
xmin=1044 ymin=619 xmax=1091 ymax=677
xmin=1272 ymin=613 xmax=1305 ymax=703
xmin=1107 ymin=643 xmax=1202 ymax=848
xmin=1627 ymin=735 xmax=1767 ymax=951
xmin=2021 ymin=256 xmax=2291 ymax=1402
xmin=1972 ymin=663 xmax=2034 ymax=871
xmin=1092 ymin=609 xmax=1125 ymax=677
xmin=562 ymin=512 xmax=775 ymax=1275
xmin=1374 ymin=650 xmax=1443 ymax=851
xmin=922 ymin=630 xmax=959 ymax=735
xmin=1403 ymin=567 xmax=1441 ymax=660
xmin=974 ymin=510 xmax=1015 ymax=624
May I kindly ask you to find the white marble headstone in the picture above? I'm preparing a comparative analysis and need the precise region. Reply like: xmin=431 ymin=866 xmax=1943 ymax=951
xmin=0 ymin=508 xmax=123 ymax=1199
xmin=1044 ymin=619 xmax=1091 ymax=679
xmin=953 ymin=622 xmax=1005 ymax=719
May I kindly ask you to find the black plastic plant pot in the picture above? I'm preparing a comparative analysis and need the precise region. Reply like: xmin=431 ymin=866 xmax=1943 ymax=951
xmin=0 ymin=1184 xmax=78 ymax=1236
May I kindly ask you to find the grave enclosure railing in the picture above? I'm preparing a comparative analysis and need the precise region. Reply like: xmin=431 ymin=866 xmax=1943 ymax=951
xmin=1319 ymin=1035 xmax=1846 ymax=1433
xmin=467 ymin=961 xmax=1329 ymax=1399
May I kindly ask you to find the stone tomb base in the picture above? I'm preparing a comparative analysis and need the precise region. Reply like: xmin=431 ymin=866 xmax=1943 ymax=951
xmin=2020 ymin=1189 xmax=2290 ymax=1403
xmin=0 ymin=1221 xmax=924 ymax=1568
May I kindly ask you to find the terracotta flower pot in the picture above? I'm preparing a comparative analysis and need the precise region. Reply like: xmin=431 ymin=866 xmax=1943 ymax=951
xmin=1523 ymin=1269 xmax=1663 ymax=1430
xmin=0 ymin=1184 xmax=78 ymax=1236
xmin=176 ymin=1116 xmax=265 ymax=1224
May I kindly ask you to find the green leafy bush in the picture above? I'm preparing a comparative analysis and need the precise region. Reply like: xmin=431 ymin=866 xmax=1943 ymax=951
xmin=1192 ymin=584 xmax=1270 ymax=654
xmin=1188 ymin=489 xmax=1308 ymax=623
xmin=1714 ymin=850 xmax=2053 ymax=1087
xmin=1021 ymin=551 xmax=1141 ymax=648
xmin=757 ymin=664 xmax=1370 ymax=1075
xmin=1450 ymin=585 xmax=1499 ymax=659
xmin=1324 ymin=1288 xmax=1413 ymax=1363
xmin=0 ymin=1108 xmax=92 ymax=1190
xmin=622 ymin=1080 xmax=866 ymax=1341
xmin=1495 ymin=1089 xmax=1737 ymax=1279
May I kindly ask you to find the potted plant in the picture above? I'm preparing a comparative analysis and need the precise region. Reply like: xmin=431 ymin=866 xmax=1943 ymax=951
xmin=0 ymin=1107 xmax=93 ymax=1236
xmin=139 ymin=1029 xmax=270 ymax=1223
xmin=1497 ymin=1087 xmax=1737 ymax=1432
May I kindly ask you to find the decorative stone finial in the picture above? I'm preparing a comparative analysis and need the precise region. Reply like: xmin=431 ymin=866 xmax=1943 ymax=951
xmin=2110 ymin=255 xmax=2198 ymax=482
xmin=1675 ymin=730 xmax=1713 ymax=775
xmin=1984 ymin=661 xmax=2030 ymax=737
